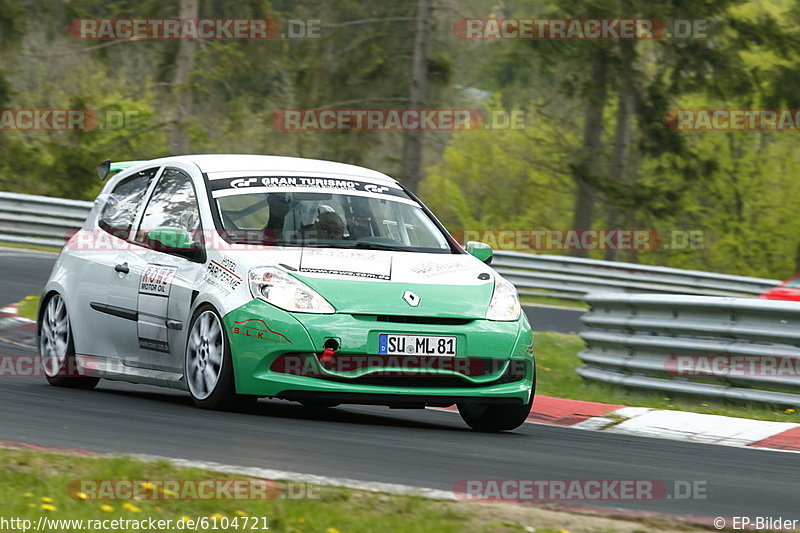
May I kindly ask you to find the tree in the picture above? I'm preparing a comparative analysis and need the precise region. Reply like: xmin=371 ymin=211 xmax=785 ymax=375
xmin=399 ymin=0 xmax=433 ymax=193
xmin=169 ymin=0 xmax=198 ymax=155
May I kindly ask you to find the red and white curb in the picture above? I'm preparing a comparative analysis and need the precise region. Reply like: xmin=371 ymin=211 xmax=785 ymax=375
xmin=0 ymin=302 xmax=36 ymax=349
xmin=525 ymin=396 xmax=800 ymax=453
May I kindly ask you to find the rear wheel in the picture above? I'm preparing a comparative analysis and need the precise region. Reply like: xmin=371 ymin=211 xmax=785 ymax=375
xmin=185 ymin=305 xmax=257 ymax=411
xmin=457 ymin=397 xmax=533 ymax=432
xmin=39 ymin=293 xmax=99 ymax=389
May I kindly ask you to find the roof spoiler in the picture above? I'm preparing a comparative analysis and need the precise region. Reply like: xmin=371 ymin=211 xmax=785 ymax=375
xmin=97 ymin=159 xmax=145 ymax=181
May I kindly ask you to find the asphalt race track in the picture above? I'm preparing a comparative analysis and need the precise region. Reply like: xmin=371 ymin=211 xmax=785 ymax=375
xmin=1 ymin=248 xmax=798 ymax=522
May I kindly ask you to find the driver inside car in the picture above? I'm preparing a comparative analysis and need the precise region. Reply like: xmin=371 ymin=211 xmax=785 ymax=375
xmin=310 ymin=210 xmax=345 ymax=240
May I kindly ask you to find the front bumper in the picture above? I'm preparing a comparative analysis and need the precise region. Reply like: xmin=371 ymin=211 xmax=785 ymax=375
xmin=224 ymin=299 xmax=534 ymax=405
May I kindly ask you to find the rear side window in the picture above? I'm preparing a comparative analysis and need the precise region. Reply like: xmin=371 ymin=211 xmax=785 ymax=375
xmin=98 ymin=168 xmax=159 ymax=238
xmin=135 ymin=168 xmax=201 ymax=243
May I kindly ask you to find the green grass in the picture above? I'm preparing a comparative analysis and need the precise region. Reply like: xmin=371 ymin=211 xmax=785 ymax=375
xmin=0 ymin=241 xmax=62 ymax=254
xmin=16 ymin=295 xmax=40 ymax=321
xmin=535 ymin=331 xmax=800 ymax=423
xmin=0 ymin=447 xmax=701 ymax=533
xmin=520 ymin=294 xmax=589 ymax=310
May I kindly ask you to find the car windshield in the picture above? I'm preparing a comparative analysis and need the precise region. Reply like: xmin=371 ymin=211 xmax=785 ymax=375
xmin=212 ymin=176 xmax=452 ymax=253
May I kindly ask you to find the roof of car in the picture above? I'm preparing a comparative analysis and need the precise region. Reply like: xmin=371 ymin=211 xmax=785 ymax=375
xmin=133 ymin=154 xmax=398 ymax=184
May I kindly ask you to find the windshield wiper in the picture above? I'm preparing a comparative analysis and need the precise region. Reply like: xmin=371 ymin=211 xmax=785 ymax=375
xmin=287 ymin=241 xmax=404 ymax=251
xmin=350 ymin=241 xmax=403 ymax=251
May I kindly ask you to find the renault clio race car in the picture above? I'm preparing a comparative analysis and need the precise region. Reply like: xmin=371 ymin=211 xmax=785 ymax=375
xmin=39 ymin=155 xmax=535 ymax=431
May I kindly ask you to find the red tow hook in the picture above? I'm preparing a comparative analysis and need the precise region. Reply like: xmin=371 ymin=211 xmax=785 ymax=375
xmin=319 ymin=347 xmax=336 ymax=365
xmin=319 ymin=339 xmax=339 ymax=366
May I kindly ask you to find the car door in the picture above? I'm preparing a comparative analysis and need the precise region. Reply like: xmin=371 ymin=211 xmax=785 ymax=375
xmin=110 ymin=167 xmax=206 ymax=372
xmin=80 ymin=167 xmax=159 ymax=359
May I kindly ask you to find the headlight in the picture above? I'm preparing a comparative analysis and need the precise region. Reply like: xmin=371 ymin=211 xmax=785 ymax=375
xmin=486 ymin=274 xmax=521 ymax=321
xmin=248 ymin=266 xmax=335 ymax=314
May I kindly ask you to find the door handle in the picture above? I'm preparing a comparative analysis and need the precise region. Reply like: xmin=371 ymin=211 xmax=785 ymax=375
xmin=115 ymin=262 xmax=130 ymax=274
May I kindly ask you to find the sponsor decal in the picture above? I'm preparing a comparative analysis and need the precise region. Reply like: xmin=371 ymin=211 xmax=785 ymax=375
xmin=363 ymin=184 xmax=390 ymax=194
xmin=299 ymin=249 xmax=392 ymax=281
xmin=138 ymin=338 xmax=170 ymax=353
xmin=410 ymin=261 xmax=469 ymax=278
xmin=205 ymin=259 xmax=243 ymax=292
xmin=232 ymin=319 xmax=291 ymax=344
xmin=139 ymin=265 xmax=177 ymax=296
xmin=138 ymin=264 xmax=178 ymax=352
xmin=209 ymin=175 xmax=408 ymax=200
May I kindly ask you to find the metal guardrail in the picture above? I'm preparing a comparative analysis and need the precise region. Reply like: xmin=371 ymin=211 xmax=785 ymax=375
xmin=578 ymin=293 xmax=800 ymax=405
xmin=0 ymin=192 xmax=782 ymax=297
xmin=493 ymin=250 xmax=780 ymax=298
xmin=0 ymin=192 xmax=93 ymax=248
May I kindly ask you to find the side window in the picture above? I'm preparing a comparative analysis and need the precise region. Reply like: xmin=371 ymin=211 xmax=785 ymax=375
xmin=136 ymin=168 xmax=201 ymax=245
xmin=98 ymin=168 xmax=158 ymax=238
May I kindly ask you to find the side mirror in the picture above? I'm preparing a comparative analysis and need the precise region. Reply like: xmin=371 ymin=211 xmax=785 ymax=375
xmin=466 ymin=241 xmax=493 ymax=264
xmin=146 ymin=227 xmax=204 ymax=262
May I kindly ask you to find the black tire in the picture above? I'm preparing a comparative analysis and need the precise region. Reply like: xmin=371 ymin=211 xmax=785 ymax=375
xmin=39 ymin=293 xmax=99 ymax=390
xmin=457 ymin=397 xmax=534 ymax=432
xmin=185 ymin=304 xmax=257 ymax=411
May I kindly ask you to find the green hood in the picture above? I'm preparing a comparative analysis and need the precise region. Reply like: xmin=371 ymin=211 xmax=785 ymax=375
xmin=293 ymin=274 xmax=494 ymax=319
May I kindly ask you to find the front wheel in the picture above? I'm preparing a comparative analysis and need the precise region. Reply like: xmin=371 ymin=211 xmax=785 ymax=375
xmin=457 ymin=397 xmax=533 ymax=432
xmin=39 ymin=293 xmax=99 ymax=389
xmin=185 ymin=305 xmax=257 ymax=411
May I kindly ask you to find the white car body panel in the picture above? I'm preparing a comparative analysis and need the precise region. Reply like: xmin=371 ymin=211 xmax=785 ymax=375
xmin=41 ymin=154 xmax=490 ymax=390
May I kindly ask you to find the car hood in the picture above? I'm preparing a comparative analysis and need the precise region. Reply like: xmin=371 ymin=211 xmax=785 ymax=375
xmin=235 ymin=247 xmax=497 ymax=318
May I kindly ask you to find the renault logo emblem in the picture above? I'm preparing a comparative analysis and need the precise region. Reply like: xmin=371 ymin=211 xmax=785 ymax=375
xmin=403 ymin=290 xmax=420 ymax=307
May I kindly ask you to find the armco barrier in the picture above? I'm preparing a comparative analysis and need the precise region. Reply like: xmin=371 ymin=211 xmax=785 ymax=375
xmin=0 ymin=191 xmax=781 ymax=297
xmin=578 ymin=293 xmax=800 ymax=405
xmin=492 ymin=250 xmax=779 ymax=298
xmin=0 ymin=191 xmax=93 ymax=247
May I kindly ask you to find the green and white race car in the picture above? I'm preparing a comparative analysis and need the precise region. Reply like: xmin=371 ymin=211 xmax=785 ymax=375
xmin=39 ymin=154 xmax=535 ymax=431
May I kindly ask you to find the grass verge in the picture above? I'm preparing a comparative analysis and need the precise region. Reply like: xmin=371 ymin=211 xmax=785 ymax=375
xmin=16 ymin=295 xmax=40 ymax=321
xmin=0 ymin=446 xmax=707 ymax=533
xmin=520 ymin=295 xmax=588 ymax=310
xmin=0 ymin=241 xmax=62 ymax=254
xmin=535 ymin=331 xmax=799 ymax=423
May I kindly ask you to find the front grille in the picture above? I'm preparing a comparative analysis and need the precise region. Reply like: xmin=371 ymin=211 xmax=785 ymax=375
xmin=374 ymin=315 xmax=472 ymax=325
xmin=320 ymin=359 xmax=530 ymax=388
xmin=341 ymin=376 xmax=486 ymax=388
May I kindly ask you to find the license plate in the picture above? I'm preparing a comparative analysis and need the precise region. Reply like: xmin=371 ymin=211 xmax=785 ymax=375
xmin=378 ymin=334 xmax=457 ymax=356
